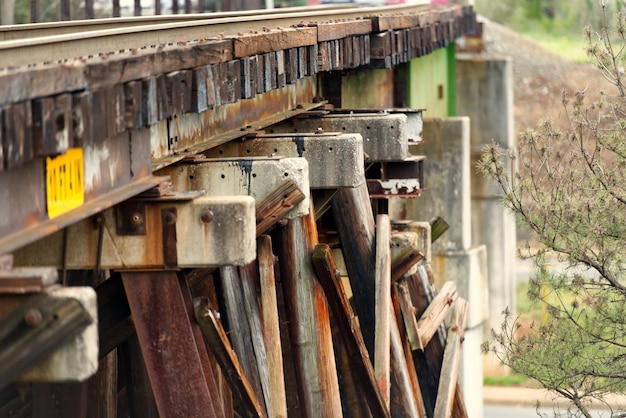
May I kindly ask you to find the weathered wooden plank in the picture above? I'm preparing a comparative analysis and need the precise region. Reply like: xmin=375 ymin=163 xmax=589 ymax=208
xmin=205 ymin=64 xmax=217 ymax=108
xmin=307 ymin=44 xmax=318 ymax=76
xmin=317 ymin=19 xmax=372 ymax=42
xmin=317 ymin=41 xmax=330 ymax=73
xmin=408 ymin=265 xmax=468 ymax=417
xmin=141 ymin=77 xmax=159 ymax=126
xmin=284 ymin=48 xmax=298 ymax=84
xmin=240 ymin=56 xmax=254 ymax=99
xmin=255 ymin=54 xmax=265 ymax=94
xmin=0 ymin=63 xmax=86 ymax=105
xmin=274 ymin=209 xmax=343 ymax=418
xmin=86 ymin=351 xmax=117 ymax=418
xmin=117 ymin=335 xmax=159 ymax=418
xmin=225 ymin=60 xmax=241 ymax=104
xmin=433 ymin=298 xmax=468 ymax=418
xmin=232 ymin=27 xmax=316 ymax=58
xmin=84 ymin=39 xmax=233 ymax=90
xmin=2 ymin=101 xmax=33 ymax=169
xmin=397 ymin=280 xmax=422 ymax=351
xmin=32 ymin=382 xmax=87 ymax=418
xmin=194 ymin=297 xmax=268 ymax=418
xmin=416 ymin=281 xmax=458 ymax=350
xmin=191 ymin=66 xmax=209 ymax=113
xmin=390 ymin=304 xmax=423 ymax=418
xmin=257 ymin=235 xmax=288 ymax=418
xmin=123 ymin=81 xmax=143 ymax=129
xmin=276 ymin=50 xmax=286 ymax=88
xmin=239 ymin=262 xmax=272 ymax=417
xmin=312 ymin=243 xmax=390 ymax=418
xmin=374 ymin=214 xmax=391 ymax=407
xmin=391 ymin=244 xmax=424 ymax=284
xmin=331 ymin=183 xmax=376 ymax=358
xmin=391 ymin=285 xmax=426 ymax=418
xmin=255 ymin=179 xmax=306 ymax=236
xmin=104 ymin=86 xmax=118 ymax=138
xmin=219 ymin=266 xmax=266 ymax=412
xmin=32 ymin=96 xmax=55 ymax=156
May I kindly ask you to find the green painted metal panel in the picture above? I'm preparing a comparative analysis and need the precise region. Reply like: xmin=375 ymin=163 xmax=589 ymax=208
xmin=407 ymin=46 xmax=455 ymax=118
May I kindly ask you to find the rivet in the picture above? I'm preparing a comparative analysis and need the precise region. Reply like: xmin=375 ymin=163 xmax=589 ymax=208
xmin=24 ymin=309 xmax=42 ymax=326
xmin=200 ymin=210 xmax=214 ymax=224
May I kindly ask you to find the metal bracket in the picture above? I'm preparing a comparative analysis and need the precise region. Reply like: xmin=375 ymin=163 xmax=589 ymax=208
xmin=116 ymin=201 xmax=147 ymax=236
xmin=161 ymin=207 xmax=178 ymax=268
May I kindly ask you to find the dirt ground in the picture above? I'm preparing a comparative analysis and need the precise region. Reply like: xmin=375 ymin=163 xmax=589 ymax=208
xmin=479 ymin=17 xmax=612 ymax=136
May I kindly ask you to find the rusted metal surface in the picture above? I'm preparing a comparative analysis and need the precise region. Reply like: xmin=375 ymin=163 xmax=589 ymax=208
xmin=0 ymin=175 xmax=164 ymax=255
xmin=152 ymin=78 xmax=317 ymax=165
xmin=122 ymin=271 xmax=220 ymax=418
xmin=13 ymin=194 xmax=256 ymax=269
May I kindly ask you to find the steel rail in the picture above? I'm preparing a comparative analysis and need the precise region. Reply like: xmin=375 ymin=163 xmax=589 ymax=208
xmin=0 ymin=3 xmax=430 ymax=68
xmin=0 ymin=5 xmax=350 ymax=41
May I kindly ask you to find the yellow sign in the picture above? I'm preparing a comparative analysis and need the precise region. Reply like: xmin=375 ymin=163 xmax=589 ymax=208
xmin=46 ymin=148 xmax=85 ymax=219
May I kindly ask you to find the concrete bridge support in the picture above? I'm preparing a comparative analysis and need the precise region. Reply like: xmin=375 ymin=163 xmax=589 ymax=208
xmin=390 ymin=116 xmax=488 ymax=418
xmin=456 ymin=55 xmax=517 ymax=334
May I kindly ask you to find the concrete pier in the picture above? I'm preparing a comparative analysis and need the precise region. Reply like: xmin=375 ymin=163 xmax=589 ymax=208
xmin=456 ymin=55 xmax=517 ymax=332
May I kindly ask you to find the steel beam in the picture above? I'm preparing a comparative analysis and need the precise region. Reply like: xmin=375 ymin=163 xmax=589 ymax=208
xmin=122 ymin=271 xmax=220 ymax=418
xmin=13 ymin=195 xmax=256 ymax=269
xmin=204 ymin=132 xmax=364 ymax=189
xmin=159 ymin=156 xmax=310 ymax=218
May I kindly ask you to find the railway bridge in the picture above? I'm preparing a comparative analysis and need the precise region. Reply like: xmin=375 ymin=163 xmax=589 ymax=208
xmin=0 ymin=3 xmax=516 ymax=417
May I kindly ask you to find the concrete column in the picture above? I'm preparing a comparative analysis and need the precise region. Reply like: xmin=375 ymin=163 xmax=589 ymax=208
xmin=389 ymin=117 xmax=487 ymax=418
xmin=456 ymin=55 xmax=517 ymax=332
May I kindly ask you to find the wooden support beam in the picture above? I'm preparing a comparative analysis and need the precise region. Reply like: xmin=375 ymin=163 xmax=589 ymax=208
xmin=194 ymin=297 xmax=268 ymax=418
xmin=87 ymin=350 xmax=118 ymax=418
xmin=122 ymin=271 xmax=219 ymax=418
xmin=331 ymin=182 xmax=376 ymax=358
xmin=415 ymin=281 xmax=458 ymax=351
xmin=218 ymin=266 xmax=266 ymax=413
xmin=407 ymin=266 xmax=468 ymax=417
xmin=434 ymin=299 xmax=468 ymax=418
xmin=0 ymin=294 xmax=92 ymax=391
xmin=257 ymin=235 xmax=288 ymax=418
xmin=117 ymin=331 xmax=159 ymax=418
xmin=274 ymin=209 xmax=343 ymax=417
xmin=312 ymin=243 xmax=390 ymax=418
xmin=391 ymin=244 xmax=424 ymax=284
xmin=239 ymin=262 xmax=272 ymax=415
xmin=374 ymin=214 xmax=391 ymax=407
xmin=389 ymin=304 xmax=423 ymax=418
xmin=255 ymin=179 xmax=306 ymax=236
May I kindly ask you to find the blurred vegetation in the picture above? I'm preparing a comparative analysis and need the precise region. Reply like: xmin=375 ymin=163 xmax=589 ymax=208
xmin=474 ymin=0 xmax=626 ymax=62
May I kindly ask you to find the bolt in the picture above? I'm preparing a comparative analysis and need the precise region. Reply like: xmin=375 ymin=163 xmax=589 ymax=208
xmin=164 ymin=212 xmax=177 ymax=225
xmin=24 ymin=309 xmax=42 ymax=326
xmin=130 ymin=212 xmax=144 ymax=225
xmin=200 ymin=210 xmax=214 ymax=224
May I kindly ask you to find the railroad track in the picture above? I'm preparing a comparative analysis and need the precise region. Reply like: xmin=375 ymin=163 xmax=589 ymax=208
xmin=0 ymin=4 xmax=431 ymax=68
xmin=0 ymin=5 xmax=349 ymax=41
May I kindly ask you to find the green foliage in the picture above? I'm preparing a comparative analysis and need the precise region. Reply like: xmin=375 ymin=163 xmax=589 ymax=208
xmin=480 ymin=2 xmax=626 ymax=416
